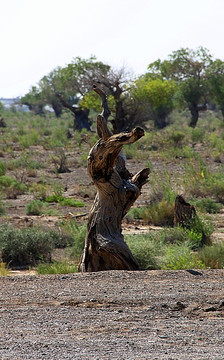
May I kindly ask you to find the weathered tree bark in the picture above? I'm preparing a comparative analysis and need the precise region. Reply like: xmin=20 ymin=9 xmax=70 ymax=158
xmin=189 ymin=103 xmax=207 ymax=128
xmin=174 ymin=195 xmax=196 ymax=229
xmin=78 ymin=85 xmax=149 ymax=272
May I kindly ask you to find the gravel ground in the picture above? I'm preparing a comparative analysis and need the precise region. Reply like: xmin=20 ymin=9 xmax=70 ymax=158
xmin=0 ymin=270 xmax=224 ymax=360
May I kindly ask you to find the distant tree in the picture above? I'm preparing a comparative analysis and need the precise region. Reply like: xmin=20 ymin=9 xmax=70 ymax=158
xmin=131 ymin=77 xmax=177 ymax=128
xmin=207 ymin=59 xmax=224 ymax=119
xmin=38 ymin=68 xmax=64 ymax=117
xmin=147 ymin=47 xmax=213 ymax=127
xmin=21 ymin=86 xmax=45 ymax=115
xmin=80 ymin=67 xmax=149 ymax=133
xmin=55 ymin=56 xmax=111 ymax=130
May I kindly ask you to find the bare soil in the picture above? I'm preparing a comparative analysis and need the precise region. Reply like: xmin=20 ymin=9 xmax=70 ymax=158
xmin=1 ymin=269 xmax=224 ymax=359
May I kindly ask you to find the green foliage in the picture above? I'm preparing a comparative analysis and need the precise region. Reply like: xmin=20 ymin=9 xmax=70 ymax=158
xmin=161 ymin=243 xmax=205 ymax=270
xmin=193 ymin=198 xmax=222 ymax=214
xmin=199 ymin=243 xmax=224 ymax=269
xmin=37 ymin=261 xmax=78 ymax=275
xmin=45 ymin=194 xmax=86 ymax=207
xmin=61 ymin=219 xmax=86 ymax=259
xmin=0 ymin=175 xmax=26 ymax=198
xmin=125 ymin=233 xmax=161 ymax=270
xmin=132 ymin=77 xmax=177 ymax=128
xmin=0 ymin=197 xmax=6 ymax=216
xmin=0 ymin=225 xmax=57 ymax=267
xmin=144 ymin=199 xmax=174 ymax=226
xmin=0 ymin=263 xmax=10 ymax=276
xmin=0 ymin=161 xmax=6 ymax=176
xmin=207 ymin=59 xmax=224 ymax=118
xmin=147 ymin=47 xmax=212 ymax=126
xmin=7 ymin=152 xmax=45 ymax=171
xmin=25 ymin=200 xmax=44 ymax=216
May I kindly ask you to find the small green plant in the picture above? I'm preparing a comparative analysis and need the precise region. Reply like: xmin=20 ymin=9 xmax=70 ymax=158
xmin=0 ymin=262 xmax=10 ymax=276
xmin=25 ymin=200 xmax=44 ymax=216
xmin=61 ymin=220 xmax=86 ymax=259
xmin=0 ymin=161 xmax=6 ymax=176
xmin=0 ymin=197 xmax=6 ymax=215
xmin=45 ymin=194 xmax=86 ymax=207
xmin=37 ymin=261 xmax=78 ymax=275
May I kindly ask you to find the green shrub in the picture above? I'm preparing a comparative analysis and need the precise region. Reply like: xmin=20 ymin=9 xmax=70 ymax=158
xmin=199 ymin=243 xmax=224 ymax=269
xmin=144 ymin=199 xmax=174 ymax=226
xmin=125 ymin=233 xmax=161 ymax=270
xmin=45 ymin=194 xmax=86 ymax=207
xmin=161 ymin=243 xmax=205 ymax=270
xmin=37 ymin=261 xmax=78 ymax=275
xmin=0 ymin=161 xmax=6 ymax=176
xmin=0 ymin=197 xmax=6 ymax=216
xmin=25 ymin=200 xmax=44 ymax=215
xmin=193 ymin=198 xmax=222 ymax=214
xmin=191 ymin=128 xmax=204 ymax=142
xmin=127 ymin=207 xmax=148 ymax=220
xmin=168 ymin=130 xmax=185 ymax=147
xmin=0 ymin=225 xmax=57 ymax=267
xmin=0 ymin=175 xmax=26 ymax=198
xmin=0 ymin=262 xmax=10 ymax=276
xmin=62 ymin=220 xmax=86 ymax=259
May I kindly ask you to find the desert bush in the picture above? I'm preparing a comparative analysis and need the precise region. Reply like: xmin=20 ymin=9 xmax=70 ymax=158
xmin=29 ymin=182 xmax=48 ymax=200
xmin=7 ymin=153 xmax=45 ymax=171
xmin=199 ymin=243 xmax=224 ymax=269
xmin=0 ymin=197 xmax=6 ymax=216
xmin=19 ymin=130 xmax=40 ymax=148
xmin=161 ymin=243 xmax=205 ymax=270
xmin=143 ymin=199 xmax=174 ymax=226
xmin=45 ymin=194 xmax=86 ymax=207
xmin=125 ymin=233 xmax=161 ymax=270
xmin=62 ymin=220 xmax=87 ymax=259
xmin=149 ymin=170 xmax=177 ymax=204
xmin=0 ymin=263 xmax=10 ymax=276
xmin=191 ymin=127 xmax=205 ymax=143
xmin=0 ymin=225 xmax=57 ymax=267
xmin=0 ymin=161 xmax=6 ymax=176
xmin=51 ymin=147 xmax=70 ymax=173
xmin=37 ymin=261 xmax=77 ymax=275
xmin=168 ymin=130 xmax=185 ymax=147
xmin=193 ymin=198 xmax=222 ymax=214
xmin=25 ymin=200 xmax=44 ymax=215
xmin=0 ymin=175 xmax=26 ymax=198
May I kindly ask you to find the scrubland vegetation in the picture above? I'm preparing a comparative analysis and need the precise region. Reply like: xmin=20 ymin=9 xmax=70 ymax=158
xmin=0 ymin=47 xmax=224 ymax=274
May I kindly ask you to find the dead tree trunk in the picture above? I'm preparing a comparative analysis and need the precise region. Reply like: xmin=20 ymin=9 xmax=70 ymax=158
xmin=78 ymin=86 xmax=149 ymax=272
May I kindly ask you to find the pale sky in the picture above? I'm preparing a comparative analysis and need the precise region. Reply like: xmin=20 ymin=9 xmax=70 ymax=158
xmin=1 ymin=0 xmax=224 ymax=98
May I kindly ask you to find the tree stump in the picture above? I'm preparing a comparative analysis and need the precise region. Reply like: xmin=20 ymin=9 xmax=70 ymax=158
xmin=78 ymin=86 xmax=150 ymax=272
xmin=174 ymin=195 xmax=196 ymax=229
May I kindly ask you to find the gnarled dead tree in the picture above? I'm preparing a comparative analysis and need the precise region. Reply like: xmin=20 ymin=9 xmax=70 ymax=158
xmin=78 ymin=85 xmax=150 ymax=272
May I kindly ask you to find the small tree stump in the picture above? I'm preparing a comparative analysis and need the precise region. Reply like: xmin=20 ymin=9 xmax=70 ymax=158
xmin=174 ymin=195 xmax=196 ymax=229
xmin=78 ymin=86 xmax=149 ymax=272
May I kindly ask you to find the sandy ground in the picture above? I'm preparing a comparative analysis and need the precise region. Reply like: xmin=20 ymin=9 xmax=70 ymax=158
xmin=1 ymin=269 xmax=224 ymax=359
